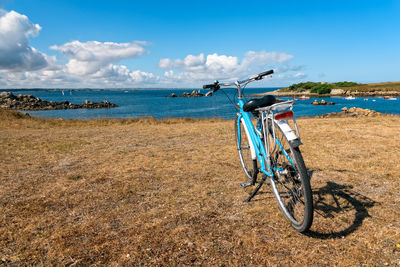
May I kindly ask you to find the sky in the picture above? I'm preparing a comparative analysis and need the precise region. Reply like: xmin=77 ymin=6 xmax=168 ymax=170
xmin=0 ymin=0 xmax=399 ymax=88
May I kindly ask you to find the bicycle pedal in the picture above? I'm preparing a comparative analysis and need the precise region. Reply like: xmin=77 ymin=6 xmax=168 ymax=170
xmin=240 ymin=182 xmax=253 ymax=188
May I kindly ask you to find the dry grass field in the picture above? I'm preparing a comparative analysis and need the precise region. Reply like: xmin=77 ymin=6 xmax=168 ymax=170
xmin=1 ymin=110 xmax=400 ymax=265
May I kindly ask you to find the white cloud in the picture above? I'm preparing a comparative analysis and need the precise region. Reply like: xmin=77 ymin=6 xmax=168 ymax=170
xmin=159 ymin=53 xmax=206 ymax=71
xmin=51 ymin=40 xmax=149 ymax=75
xmin=0 ymin=13 xmax=158 ymax=89
xmin=0 ymin=9 xmax=49 ymax=71
xmin=91 ymin=64 xmax=156 ymax=83
xmin=294 ymin=72 xmax=306 ymax=78
xmin=0 ymin=65 xmax=158 ymax=88
xmin=158 ymin=58 xmax=174 ymax=69
xmin=158 ymin=50 xmax=300 ymax=85
xmin=242 ymin=51 xmax=293 ymax=67
xmin=272 ymin=72 xmax=308 ymax=81
xmin=0 ymin=9 xmax=306 ymax=88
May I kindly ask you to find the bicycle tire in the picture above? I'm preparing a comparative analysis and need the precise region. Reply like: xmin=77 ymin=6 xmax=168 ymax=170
xmin=234 ymin=116 xmax=257 ymax=181
xmin=269 ymin=120 xmax=313 ymax=233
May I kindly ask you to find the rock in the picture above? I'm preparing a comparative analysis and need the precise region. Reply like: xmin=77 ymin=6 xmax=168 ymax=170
xmin=331 ymin=89 xmax=345 ymax=95
xmin=167 ymin=90 xmax=205 ymax=97
xmin=0 ymin=92 xmax=14 ymax=99
xmin=205 ymin=91 xmax=213 ymax=97
xmin=0 ymin=92 xmax=9 ymax=98
xmin=312 ymin=100 xmax=335 ymax=106
xmin=320 ymin=107 xmax=382 ymax=118
xmin=0 ymin=92 xmax=117 ymax=111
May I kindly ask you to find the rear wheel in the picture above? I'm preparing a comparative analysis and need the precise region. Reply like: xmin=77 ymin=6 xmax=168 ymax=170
xmin=269 ymin=121 xmax=313 ymax=233
xmin=235 ymin=116 xmax=257 ymax=181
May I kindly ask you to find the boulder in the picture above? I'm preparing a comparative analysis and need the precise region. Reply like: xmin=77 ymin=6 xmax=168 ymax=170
xmin=167 ymin=90 xmax=205 ymax=97
xmin=320 ymin=107 xmax=382 ymax=118
xmin=312 ymin=100 xmax=335 ymax=106
xmin=330 ymin=89 xmax=345 ymax=95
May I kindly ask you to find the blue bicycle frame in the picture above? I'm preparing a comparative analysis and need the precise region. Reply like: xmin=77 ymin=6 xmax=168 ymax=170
xmin=236 ymin=98 xmax=274 ymax=177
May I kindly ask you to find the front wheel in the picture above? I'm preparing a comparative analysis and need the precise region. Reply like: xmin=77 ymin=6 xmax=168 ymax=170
xmin=235 ymin=116 xmax=257 ymax=181
xmin=269 ymin=121 xmax=313 ymax=233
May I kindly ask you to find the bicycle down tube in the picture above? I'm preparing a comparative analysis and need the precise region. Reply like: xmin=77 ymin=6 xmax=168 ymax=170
xmin=237 ymin=99 xmax=273 ymax=177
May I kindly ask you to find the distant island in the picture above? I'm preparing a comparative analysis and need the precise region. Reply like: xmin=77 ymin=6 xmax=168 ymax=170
xmin=249 ymin=81 xmax=400 ymax=97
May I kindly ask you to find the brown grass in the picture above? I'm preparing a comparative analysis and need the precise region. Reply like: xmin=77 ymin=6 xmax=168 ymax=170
xmin=1 ymin=110 xmax=400 ymax=265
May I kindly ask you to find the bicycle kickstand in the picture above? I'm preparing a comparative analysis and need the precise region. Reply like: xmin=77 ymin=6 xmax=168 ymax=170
xmin=244 ymin=174 xmax=267 ymax=202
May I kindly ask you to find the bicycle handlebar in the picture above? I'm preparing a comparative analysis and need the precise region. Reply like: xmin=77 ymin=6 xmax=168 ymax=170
xmin=202 ymin=69 xmax=274 ymax=98
xmin=202 ymin=81 xmax=220 ymax=92
xmin=202 ymin=69 xmax=274 ymax=91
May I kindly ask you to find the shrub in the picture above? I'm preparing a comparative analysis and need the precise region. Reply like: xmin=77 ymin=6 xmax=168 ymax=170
xmin=285 ymin=81 xmax=358 ymax=93
xmin=310 ymin=84 xmax=333 ymax=94
xmin=333 ymin=81 xmax=359 ymax=87
xmin=288 ymin=82 xmax=320 ymax=92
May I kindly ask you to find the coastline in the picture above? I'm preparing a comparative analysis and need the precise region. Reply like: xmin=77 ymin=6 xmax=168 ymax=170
xmin=248 ymin=89 xmax=400 ymax=98
xmin=248 ymin=81 xmax=400 ymax=98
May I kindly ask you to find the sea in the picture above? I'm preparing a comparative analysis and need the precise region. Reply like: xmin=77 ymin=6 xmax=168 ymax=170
xmin=1 ymin=88 xmax=399 ymax=119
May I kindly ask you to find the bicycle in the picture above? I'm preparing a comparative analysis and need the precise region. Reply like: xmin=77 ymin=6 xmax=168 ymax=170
xmin=203 ymin=70 xmax=313 ymax=233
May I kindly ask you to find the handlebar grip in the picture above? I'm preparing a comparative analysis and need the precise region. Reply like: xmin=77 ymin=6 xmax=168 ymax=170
xmin=259 ymin=69 xmax=274 ymax=77
xmin=202 ymin=83 xmax=220 ymax=92
xmin=203 ymin=84 xmax=215 ymax=89
xmin=254 ymin=69 xmax=274 ymax=80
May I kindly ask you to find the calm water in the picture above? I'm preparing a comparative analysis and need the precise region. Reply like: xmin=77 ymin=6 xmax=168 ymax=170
xmin=2 ymin=88 xmax=399 ymax=119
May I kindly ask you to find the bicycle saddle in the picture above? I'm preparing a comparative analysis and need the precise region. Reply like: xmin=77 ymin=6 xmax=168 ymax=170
xmin=243 ymin=95 xmax=276 ymax=112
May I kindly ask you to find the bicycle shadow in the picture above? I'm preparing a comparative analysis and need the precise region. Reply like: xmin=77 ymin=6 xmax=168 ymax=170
xmin=306 ymin=181 xmax=376 ymax=239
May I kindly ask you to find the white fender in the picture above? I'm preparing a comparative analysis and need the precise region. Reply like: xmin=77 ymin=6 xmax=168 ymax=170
xmin=241 ymin=117 xmax=257 ymax=160
xmin=274 ymin=119 xmax=298 ymax=142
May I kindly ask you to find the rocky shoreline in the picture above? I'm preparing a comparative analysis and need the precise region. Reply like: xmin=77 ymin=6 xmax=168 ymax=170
xmin=317 ymin=107 xmax=383 ymax=118
xmin=0 ymin=92 xmax=117 ymax=111
xmin=249 ymin=88 xmax=400 ymax=98
xmin=167 ymin=90 xmax=212 ymax=97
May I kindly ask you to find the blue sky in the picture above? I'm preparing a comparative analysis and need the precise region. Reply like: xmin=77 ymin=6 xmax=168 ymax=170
xmin=0 ymin=0 xmax=399 ymax=88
